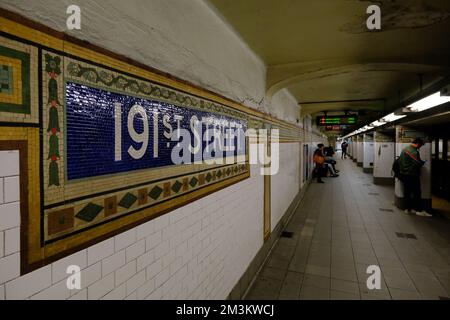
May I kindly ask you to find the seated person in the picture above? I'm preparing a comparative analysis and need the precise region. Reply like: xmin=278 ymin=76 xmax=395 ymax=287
xmin=324 ymin=162 xmax=339 ymax=177
xmin=324 ymin=146 xmax=339 ymax=174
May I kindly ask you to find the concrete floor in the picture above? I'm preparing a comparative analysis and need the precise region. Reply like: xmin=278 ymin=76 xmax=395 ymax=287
xmin=245 ymin=156 xmax=450 ymax=300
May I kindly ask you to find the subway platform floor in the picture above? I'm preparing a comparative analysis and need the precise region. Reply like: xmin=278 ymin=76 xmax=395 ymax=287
xmin=245 ymin=156 xmax=450 ymax=300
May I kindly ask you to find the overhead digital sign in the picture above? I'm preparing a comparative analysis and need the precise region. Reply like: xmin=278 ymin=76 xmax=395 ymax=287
xmin=316 ymin=115 xmax=358 ymax=126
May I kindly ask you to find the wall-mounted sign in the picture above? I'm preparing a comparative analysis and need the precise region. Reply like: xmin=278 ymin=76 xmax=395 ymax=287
xmin=0 ymin=18 xmax=305 ymax=275
xmin=325 ymin=125 xmax=341 ymax=131
xmin=66 ymin=82 xmax=247 ymax=180
xmin=316 ymin=115 xmax=358 ymax=126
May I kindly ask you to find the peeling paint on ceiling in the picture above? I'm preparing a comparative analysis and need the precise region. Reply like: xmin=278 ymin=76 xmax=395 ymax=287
xmin=341 ymin=0 xmax=450 ymax=33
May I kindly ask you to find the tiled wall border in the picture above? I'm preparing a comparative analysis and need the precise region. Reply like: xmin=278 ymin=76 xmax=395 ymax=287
xmin=0 ymin=8 xmax=306 ymax=274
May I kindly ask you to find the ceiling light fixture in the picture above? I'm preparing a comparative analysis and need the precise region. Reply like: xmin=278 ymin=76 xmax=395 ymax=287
xmin=370 ymin=120 xmax=384 ymax=127
xmin=405 ymin=91 xmax=450 ymax=112
xmin=381 ymin=112 xmax=406 ymax=123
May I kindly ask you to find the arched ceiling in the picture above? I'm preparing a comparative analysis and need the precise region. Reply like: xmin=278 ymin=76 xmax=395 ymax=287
xmin=207 ymin=0 xmax=450 ymax=128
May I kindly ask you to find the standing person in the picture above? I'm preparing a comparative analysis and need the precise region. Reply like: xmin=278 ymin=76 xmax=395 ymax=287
xmin=341 ymin=140 xmax=348 ymax=159
xmin=313 ymin=144 xmax=326 ymax=183
xmin=398 ymin=137 xmax=432 ymax=217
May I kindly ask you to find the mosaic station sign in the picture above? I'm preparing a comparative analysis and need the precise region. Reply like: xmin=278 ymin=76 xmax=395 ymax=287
xmin=0 ymin=16 xmax=302 ymax=273
xmin=65 ymin=81 xmax=247 ymax=180
xmin=42 ymin=52 xmax=251 ymax=251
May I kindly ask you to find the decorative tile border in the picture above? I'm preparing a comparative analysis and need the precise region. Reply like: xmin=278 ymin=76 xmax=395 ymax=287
xmin=38 ymin=49 xmax=251 ymax=265
xmin=65 ymin=57 xmax=248 ymax=121
xmin=0 ymin=12 xmax=304 ymax=274
xmin=0 ymin=35 xmax=38 ymax=123
xmin=44 ymin=163 xmax=247 ymax=242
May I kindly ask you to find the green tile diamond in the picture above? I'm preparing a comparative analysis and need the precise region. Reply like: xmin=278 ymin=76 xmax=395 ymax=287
xmin=189 ymin=177 xmax=198 ymax=188
xmin=75 ymin=203 xmax=103 ymax=222
xmin=148 ymin=185 xmax=163 ymax=200
xmin=118 ymin=192 xmax=137 ymax=209
xmin=171 ymin=180 xmax=182 ymax=193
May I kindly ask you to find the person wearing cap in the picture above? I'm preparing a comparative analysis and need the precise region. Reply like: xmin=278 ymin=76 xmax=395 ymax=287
xmin=398 ymin=137 xmax=432 ymax=217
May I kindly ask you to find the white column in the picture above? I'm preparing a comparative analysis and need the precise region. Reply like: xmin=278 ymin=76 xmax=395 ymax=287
xmin=346 ymin=138 xmax=351 ymax=159
xmin=349 ymin=138 xmax=354 ymax=159
xmin=373 ymin=131 xmax=395 ymax=185
xmin=363 ymin=133 xmax=374 ymax=173
xmin=351 ymin=137 xmax=356 ymax=162
xmin=357 ymin=135 xmax=364 ymax=167
xmin=394 ymin=125 xmax=432 ymax=211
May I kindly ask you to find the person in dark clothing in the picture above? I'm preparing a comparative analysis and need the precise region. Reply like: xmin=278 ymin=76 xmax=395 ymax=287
xmin=398 ymin=137 xmax=432 ymax=217
xmin=313 ymin=144 xmax=326 ymax=183
xmin=341 ymin=141 xmax=348 ymax=159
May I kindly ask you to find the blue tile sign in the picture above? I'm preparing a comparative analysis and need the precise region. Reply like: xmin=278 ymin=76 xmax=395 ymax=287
xmin=65 ymin=82 xmax=247 ymax=180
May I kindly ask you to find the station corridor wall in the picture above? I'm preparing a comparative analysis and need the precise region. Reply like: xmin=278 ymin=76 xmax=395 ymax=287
xmin=0 ymin=4 xmax=327 ymax=300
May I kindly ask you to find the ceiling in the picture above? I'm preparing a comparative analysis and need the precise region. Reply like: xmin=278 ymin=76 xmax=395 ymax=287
xmin=207 ymin=0 xmax=450 ymax=133
xmin=402 ymin=108 xmax=450 ymax=135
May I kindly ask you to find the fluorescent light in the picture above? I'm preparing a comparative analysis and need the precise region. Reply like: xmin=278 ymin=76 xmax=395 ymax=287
xmin=370 ymin=120 xmax=384 ymax=127
xmin=406 ymin=91 xmax=450 ymax=112
xmin=381 ymin=112 xmax=406 ymax=122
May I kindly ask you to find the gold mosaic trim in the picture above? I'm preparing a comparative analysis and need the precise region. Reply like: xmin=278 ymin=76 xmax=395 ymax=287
xmin=45 ymin=163 xmax=248 ymax=242
xmin=42 ymin=50 xmax=65 ymax=199
xmin=0 ymin=35 xmax=38 ymax=123
xmin=64 ymin=57 xmax=248 ymax=121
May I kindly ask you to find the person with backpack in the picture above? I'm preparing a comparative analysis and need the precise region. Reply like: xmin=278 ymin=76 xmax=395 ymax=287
xmin=397 ymin=137 xmax=432 ymax=217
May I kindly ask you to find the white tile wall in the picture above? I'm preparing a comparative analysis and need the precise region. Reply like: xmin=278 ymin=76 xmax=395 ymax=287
xmin=136 ymin=278 xmax=155 ymax=299
xmin=51 ymin=250 xmax=88 ymax=284
xmin=87 ymin=272 xmax=115 ymax=300
xmin=4 ymin=227 xmax=20 ymax=256
xmin=0 ymin=252 xmax=20 ymax=284
xmin=0 ymin=231 xmax=4 ymax=258
xmin=136 ymin=249 xmax=155 ymax=271
xmin=87 ymin=238 xmax=114 ymax=265
xmin=30 ymin=279 xmax=71 ymax=300
xmin=102 ymin=283 xmax=126 ymax=300
xmin=0 ymin=145 xmax=301 ymax=299
xmin=125 ymin=239 xmax=145 ymax=263
xmin=126 ymin=269 xmax=145 ymax=296
xmin=78 ymin=262 xmax=102 ymax=291
xmin=271 ymin=143 xmax=300 ymax=229
xmin=0 ymin=178 xmax=4 ymax=204
xmin=4 ymin=176 xmax=19 ymax=203
xmin=5 ymin=265 xmax=51 ymax=300
xmin=0 ymin=202 xmax=20 ymax=230
xmin=102 ymin=251 xmax=126 ymax=276
xmin=0 ymin=151 xmax=19 ymax=177
xmin=115 ymin=260 xmax=136 ymax=286
xmin=115 ymin=229 xmax=137 ymax=251
xmin=69 ymin=288 xmax=87 ymax=300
